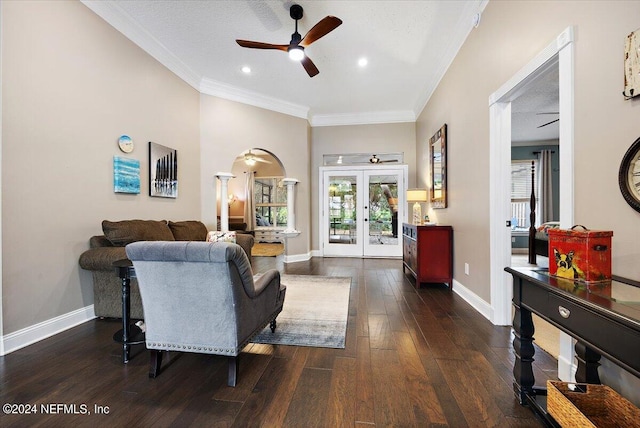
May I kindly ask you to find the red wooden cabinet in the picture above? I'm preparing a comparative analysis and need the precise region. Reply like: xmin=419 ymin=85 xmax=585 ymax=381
xmin=402 ymin=223 xmax=453 ymax=289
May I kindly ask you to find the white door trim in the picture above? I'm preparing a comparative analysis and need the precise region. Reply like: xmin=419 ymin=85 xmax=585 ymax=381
xmin=0 ymin=1 xmax=5 ymax=356
xmin=488 ymin=27 xmax=575 ymax=380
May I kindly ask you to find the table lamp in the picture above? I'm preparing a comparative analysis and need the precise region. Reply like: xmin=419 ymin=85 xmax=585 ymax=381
xmin=406 ymin=189 xmax=428 ymax=225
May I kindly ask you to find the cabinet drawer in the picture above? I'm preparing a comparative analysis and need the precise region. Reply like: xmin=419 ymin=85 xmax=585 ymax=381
xmin=402 ymin=224 xmax=417 ymax=240
xmin=548 ymin=294 xmax=640 ymax=373
xmin=254 ymin=230 xmax=283 ymax=243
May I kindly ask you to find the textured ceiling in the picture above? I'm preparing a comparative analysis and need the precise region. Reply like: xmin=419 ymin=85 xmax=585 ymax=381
xmin=512 ymin=65 xmax=560 ymax=144
xmin=84 ymin=0 xmax=553 ymax=141
xmin=83 ymin=0 xmax=488 ymax=125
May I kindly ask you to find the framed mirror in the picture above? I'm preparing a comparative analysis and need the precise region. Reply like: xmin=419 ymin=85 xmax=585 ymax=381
xmin=430 ymin=124 xmax=447 ymax=208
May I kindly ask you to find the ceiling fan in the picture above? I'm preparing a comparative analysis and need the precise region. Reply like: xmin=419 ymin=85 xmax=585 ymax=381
xmin=369 ymin=155 xmax=398 ymax=164
xmin=236 ymin=4 xmax=342 ymax=77
xmin=239 ymin=150 xmax=271 ymax=166
xmin=536 ymin=112 xmax=559 ymax=128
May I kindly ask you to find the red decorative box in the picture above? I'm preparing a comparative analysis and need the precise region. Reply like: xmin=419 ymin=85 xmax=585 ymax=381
xmin=548 ymin=226 xmax=613 ymax=283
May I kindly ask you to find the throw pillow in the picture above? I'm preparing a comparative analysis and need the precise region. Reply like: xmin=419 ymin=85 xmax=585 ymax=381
xmin=168 ymin=221 xmax=208 ymax=241
xmin=102 ymin=220 xmax=175 ymax=246
xmin=207 ymin=231 xmax=237 ymax=244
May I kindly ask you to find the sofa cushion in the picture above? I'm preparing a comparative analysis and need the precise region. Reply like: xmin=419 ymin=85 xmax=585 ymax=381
xmin=168 ymin=221 xmax=208 ymax=241
xmin=102 ymin=220 xmax=174 ymax=247
xmin=89 ymin=235 xmax=113 ymax=248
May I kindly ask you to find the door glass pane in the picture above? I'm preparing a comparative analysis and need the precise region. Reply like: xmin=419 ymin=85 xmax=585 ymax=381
xmin=328 ymin=176 xmax=357 ymax=244
xmin=368 ymin=175 xmax=399 ymax=246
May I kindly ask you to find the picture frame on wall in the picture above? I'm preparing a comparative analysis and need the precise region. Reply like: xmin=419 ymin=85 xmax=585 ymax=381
xmin=624 ymin=28 xmax=640 ymax=99
xmin=149 ymin=142 xmax=178 ymax=198
xmin=113 ymin=156 xmax=140 ymax=194
xmin=430 ymin=124 xmax=447 ymax=209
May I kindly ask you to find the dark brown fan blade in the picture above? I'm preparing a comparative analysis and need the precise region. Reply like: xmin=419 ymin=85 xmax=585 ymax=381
xmin=300 ymin=16 xmax=342 ymax=47
xmin=236 ymin=40 xmax=289 ymax=52
xmin=537 ymin=118 xmax=559 ymax=128
xmin=301 ymin=55 xmax=319 ymax=77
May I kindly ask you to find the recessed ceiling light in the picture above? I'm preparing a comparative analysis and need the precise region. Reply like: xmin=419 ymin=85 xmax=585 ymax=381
xmin=241 ymin=66 xmax=251 ymax=74
xmin=358 ymin=57 xmax=368 ymax=67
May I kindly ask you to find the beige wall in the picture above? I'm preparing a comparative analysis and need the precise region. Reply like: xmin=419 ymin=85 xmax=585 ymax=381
xmin=310 ymin=122 xmax=417 ymax=251
xmin=200 ymin=95 xmax=311 ymax=256
xmin=1 ymin=1 xmax=201 ymax=334
xmin=417 ymin=0 xmax=640 ymax=302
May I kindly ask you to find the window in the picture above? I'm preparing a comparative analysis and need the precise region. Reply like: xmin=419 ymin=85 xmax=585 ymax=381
xmin=511 ymin=160 xmax=538 ymax=229
xmin=254 ymin=177 xmax=287 ymax=228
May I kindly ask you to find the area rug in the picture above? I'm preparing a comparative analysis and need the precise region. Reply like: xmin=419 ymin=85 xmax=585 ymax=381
xmin=252 ymin=242 xmax=284 ymax=257
xmin=251 ymin=275 xmax=351 ymax=348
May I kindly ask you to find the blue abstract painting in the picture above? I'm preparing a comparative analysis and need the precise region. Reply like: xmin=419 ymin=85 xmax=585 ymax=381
xmin=114 ymin=156 xmax=140 ymax=194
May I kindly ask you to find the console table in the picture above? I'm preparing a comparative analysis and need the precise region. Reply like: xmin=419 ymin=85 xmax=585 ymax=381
xmin=402 ymin=223 xmax=453 ymax=289
xmin=505 ymin=267 xmax=640 ymax=426
xmin=113 ymin=259 xmax=145 ymax=363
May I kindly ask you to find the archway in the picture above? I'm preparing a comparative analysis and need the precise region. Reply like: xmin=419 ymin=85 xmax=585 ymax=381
xmin=230 ymin=148 xmax=287 ymax=243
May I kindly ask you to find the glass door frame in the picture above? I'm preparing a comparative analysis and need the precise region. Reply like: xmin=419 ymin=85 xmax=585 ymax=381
xmin=320 ymin=165 xmax=408 ymax=258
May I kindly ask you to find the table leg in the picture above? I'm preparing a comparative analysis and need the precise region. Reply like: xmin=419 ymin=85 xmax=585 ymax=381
xmin=575 ymin=341 xmax=601 ymax=384
xmin=513 ymin=302 xmax=535 ymax=404
xmin=121 ymin=274 xmax=131 ymax=364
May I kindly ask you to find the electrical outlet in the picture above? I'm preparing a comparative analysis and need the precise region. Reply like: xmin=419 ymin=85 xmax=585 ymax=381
xmin=464 ymin=263 xmax=470 ymax=275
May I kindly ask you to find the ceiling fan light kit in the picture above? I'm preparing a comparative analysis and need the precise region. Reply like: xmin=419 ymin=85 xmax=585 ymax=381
xmin=288 ymin=46 xmax=305 ymax=61
xmin=236 ymin=4 xmax=342 ymax=77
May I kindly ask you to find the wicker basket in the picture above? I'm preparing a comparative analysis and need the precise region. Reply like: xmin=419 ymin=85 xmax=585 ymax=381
xmin=547 ymin=381 xmax=640 ymax=427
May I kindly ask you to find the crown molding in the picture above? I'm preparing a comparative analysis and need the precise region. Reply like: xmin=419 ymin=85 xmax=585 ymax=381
xmin=200 ymin=78 xmax=310 ymax=120
xmin=81 ymin=1 xmax=418 ymax=127
xmin=81 ymin=1 xmax=201 ymax=90
xmin=310 ymin=110 xmax=416 ymax=127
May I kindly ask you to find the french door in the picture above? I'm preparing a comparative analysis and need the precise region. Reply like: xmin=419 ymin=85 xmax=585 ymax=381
xmin=320 ymin=165 xmax=408 ymax=257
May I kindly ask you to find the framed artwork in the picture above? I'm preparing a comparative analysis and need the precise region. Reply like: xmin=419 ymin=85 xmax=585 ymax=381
xmin=430 ymin=124 xmax=447 ymax=209
xmin=113 ymin=156 xmax=140 ymax=194
xmin=624 ymin=28 xmax=640 ymax=99
xmin=149 ymin=142 xmax=178 ymax=198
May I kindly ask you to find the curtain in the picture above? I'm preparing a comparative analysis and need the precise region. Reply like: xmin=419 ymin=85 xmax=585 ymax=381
xmin=244 ymin=171 xmax=256 ymax=231
xmin=538 ymin=150 xmax=554 ymax=223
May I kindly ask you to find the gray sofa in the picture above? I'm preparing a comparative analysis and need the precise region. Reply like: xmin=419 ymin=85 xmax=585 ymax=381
xmin=78 ymin=220 xmax=254 ymax=319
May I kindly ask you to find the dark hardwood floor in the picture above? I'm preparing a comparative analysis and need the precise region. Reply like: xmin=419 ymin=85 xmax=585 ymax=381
xmin=0 ymin=256 xmax=557 ymax=427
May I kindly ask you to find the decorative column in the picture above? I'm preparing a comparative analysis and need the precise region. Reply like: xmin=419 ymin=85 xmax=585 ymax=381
xmin=215 ymin=172 xmax=235 ymax=232
xmin=281 ymin=178 xmax=300 ymax=237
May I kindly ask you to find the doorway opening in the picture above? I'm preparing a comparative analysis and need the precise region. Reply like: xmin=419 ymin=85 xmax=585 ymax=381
xmin=489 ymin=27 xmax=575 ymax=380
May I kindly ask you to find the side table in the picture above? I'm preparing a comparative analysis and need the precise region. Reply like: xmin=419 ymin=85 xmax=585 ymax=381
xmin=113 ymin=259 xmax=145 ymax=363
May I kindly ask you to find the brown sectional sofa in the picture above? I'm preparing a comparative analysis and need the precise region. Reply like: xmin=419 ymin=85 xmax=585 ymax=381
xmin=78 ymin=220 xmax=254 ymax=319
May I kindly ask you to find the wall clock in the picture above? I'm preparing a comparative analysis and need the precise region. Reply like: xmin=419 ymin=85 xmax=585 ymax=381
xmin=118 ymin=135 xmax=134 ymax=153
xmin=619 ymin=136 xmax=640 ymax=213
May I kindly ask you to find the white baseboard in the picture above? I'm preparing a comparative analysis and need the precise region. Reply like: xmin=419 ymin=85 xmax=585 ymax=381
xmin=1 ymin=305 xmax=96 ymax=355
xmin=310 ymin=249 xmax=322 ymax=257
xmin=452 ymin=279 xmax=493 ymax=322
xmin=455 ymin=279 xmax=575 ymax=379
xmin=284 ymin=252 xmax=312 ymax=263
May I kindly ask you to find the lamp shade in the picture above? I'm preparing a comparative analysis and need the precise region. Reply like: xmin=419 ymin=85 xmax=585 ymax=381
xmin=406 ymin=189 xmax=428 ymax=202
